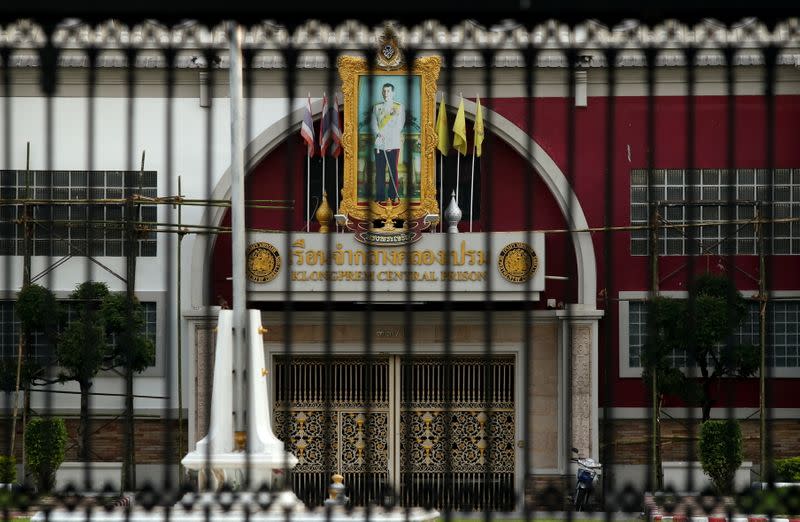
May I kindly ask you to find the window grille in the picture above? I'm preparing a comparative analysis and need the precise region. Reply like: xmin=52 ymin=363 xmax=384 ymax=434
xmin=0 ymin=169 xmax=158 ymax=256
xmin=628 ymin=300 xmax=800 ymax=368
xmin=0 ymin=300 xmax=157 ymax=364
xmin=630 ymin=168 xmax=800 ymax=256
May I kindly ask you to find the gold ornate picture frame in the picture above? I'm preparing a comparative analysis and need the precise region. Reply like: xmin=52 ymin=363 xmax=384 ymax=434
xmin=337 ymin=55 xmax=441 ymax=222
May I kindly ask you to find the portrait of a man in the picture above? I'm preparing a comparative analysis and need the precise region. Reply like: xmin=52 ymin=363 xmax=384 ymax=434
xmin=356 ymin=74 xmax=422 ymax=203
xmin=371 ymin=82 xmax=405 ymax=202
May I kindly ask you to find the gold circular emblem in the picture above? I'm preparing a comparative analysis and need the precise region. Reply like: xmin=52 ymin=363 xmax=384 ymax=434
xmin=498 ymin=242 xmax=539 ymax=283
xmin=247 ymin=242 xmax=281 ymax=283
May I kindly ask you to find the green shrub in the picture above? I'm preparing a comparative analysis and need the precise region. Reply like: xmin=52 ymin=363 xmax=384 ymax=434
xmin=15 ymin=284 xmax=61 ymax=337
xmin=24 ymin=417 xmax=67 ymax=492
xmin=0 ymin=456 xmax=16 ymax=483
xmin=698 ymin=419 xmax=743 ymax=494
xmin=775 ymin=457 xmax=800 ymax=482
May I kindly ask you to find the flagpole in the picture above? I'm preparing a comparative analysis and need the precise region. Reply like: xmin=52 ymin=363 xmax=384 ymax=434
xmin=439 ymin=152 xmax=444 ymax=232
xmin=469 ymin=144 xmax=476 ymax=232
xmin=455 ymin=92 xmax=464 ymax=205
xmin=321 ymin=93 xmax=327 ymax=195
xmin=335 ymin=159 xmax=340 ymax=232
xmin=455 ymin=154 xmax=460 ymax=205
xmin=306 ymin=153 xmax=310 ymax=232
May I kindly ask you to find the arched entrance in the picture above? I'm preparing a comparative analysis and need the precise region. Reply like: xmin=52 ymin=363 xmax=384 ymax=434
xmin=185 ymin=100 xmax=602 ymax=509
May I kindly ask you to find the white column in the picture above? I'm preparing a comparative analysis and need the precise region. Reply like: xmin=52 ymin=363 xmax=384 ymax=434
xmin=228 ymin=22 xmax=247 ymax=434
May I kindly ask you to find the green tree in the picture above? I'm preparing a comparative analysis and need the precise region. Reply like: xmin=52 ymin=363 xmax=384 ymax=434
xmin=8 ymin=283 xmax=62 ymax=393
xmin=43 ymin=282 xmax=155 ymax=462
xmin=644 ymin=274 xmax=757 ymax=422
xmin=9 ymin=284 xmax=62 ymax=477
xmin=641 ymin=296 xmax=692 ymax=490
xmin=687 ymin=274 xmax=758 ymax=421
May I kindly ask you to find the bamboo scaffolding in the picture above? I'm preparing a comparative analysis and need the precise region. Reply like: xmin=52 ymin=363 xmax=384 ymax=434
xmin=9 ymin=215 xmax=799 ymax=236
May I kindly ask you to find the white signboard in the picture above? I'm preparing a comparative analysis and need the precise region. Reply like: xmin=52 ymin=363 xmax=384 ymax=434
xmin=245 ymin=232 xmax=545 ymax=302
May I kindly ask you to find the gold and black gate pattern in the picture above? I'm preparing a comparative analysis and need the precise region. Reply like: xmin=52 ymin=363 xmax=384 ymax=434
xmin=273 ymin=356 xmax=515 ymax=510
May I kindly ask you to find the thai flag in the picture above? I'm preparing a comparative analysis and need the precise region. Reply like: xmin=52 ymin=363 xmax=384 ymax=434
xmin=300 ymin=93 xmax=315 ymax=157
xmin=330 ymin=94 xmax=343 ymax=158
xmin=319 ymin=93 xmax=331 ymax=156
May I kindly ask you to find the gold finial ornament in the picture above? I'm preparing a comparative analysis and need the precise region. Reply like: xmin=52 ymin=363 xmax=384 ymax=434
xmin=315 ymin=191 xmax=333 ymax=233
xmin=324 ymin=473 xmax=349 ymax=507
xmin=234 ymin=430 xmax=247 ymax=451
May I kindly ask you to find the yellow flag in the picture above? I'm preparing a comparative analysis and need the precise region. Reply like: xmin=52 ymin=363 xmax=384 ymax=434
xmin=453 ymin=97 xmax=467 ymax=156
xmin=474 ymin=96 xmax=484 ymax=157
xmin=435 ymin=96 xmax=450 ymax=155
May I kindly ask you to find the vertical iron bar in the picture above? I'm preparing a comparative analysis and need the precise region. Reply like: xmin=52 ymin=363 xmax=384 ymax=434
xmin=563 ymin=46 xmax=578 ymax=514
xmin=480 ymin=45 xmax=494 ymax=518
xmin=441 ymin=44 xmax=455 ymax=517
xmin=200 ymin=45 xmax=215 ymax=495
xmin=162 ymin=44 xmax=177 ymax=495
xmin=0 ymin=43 xmax=12 ymax=468
xmin=683 ymin=44 xmax=698 ymax=496
xmin=40 ymin=22 xmax=57 ymax=487
xmin=761 ymin=44 xmax=778 ymax=487
xmin=280 ymin=40 xmax=297 ymax=487
xmin=122 ymin=43 xmax=138 ymax=491
xmin=242 ymin=37 xmax=255 ymax=492
xmin=83 ymin=44 xmax=98 ymax=491
xmin=643 ymin=45 xmax=661 ymax=494
xmin=322 ymin=46 xmax=337 ymax=510
xmin=363 ymin=46 xmax=376 ymax=516
xmin=601 ymin=45 xmax=618 ymax=515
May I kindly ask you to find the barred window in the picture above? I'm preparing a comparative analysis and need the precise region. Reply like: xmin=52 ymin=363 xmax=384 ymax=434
xmin=0 ymin=170 xmax=158 ymax=257
xmin=0 ymin=301 xmax=53 ymax=361
xmin=628 ymin=300 xmax=800 ymax=369
xmin=630 ymin=168 xmax=800 ymax=256
xmin=0 ymin=300 xmax=158 ymax=365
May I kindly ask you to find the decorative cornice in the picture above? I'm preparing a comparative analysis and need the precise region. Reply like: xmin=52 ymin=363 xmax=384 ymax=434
xmin=1 ymin=18 xmax=798 ymax=69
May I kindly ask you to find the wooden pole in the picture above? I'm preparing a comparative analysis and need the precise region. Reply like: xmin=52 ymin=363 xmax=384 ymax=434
xmin=11 ymin=142 xmax=32 ymax=475
xmin=649 ymin=201 xmax=662 ymax=491
xmin=757 ymin=203 xmax=767 ymax=482
xmin=177 ymin=175 xmax=185 ymax=479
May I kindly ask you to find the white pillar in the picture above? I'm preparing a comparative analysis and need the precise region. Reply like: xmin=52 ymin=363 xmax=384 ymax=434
xmin=228 ymin=22 xmax=247 ymax=434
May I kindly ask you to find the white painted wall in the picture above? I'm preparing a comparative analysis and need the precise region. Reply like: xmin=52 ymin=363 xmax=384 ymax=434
xmin=0 ymin=95 xmax=308 ymax=414
xmin=610 ymin=461 xmax=755 ymax=493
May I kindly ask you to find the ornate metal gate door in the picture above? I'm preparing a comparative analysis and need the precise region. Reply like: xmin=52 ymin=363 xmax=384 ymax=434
xmin=399 ymin=356 xmax=516 ymax=511
xmin=274 ymin=355 xmax=515 ymax=510
xmin=273 ymin=356 xmax=391 ymax=507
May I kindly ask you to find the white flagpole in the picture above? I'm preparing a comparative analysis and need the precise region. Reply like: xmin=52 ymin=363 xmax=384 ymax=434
xmin=335 ymin=158 xmax=340 ymax=232
xmin=322 ymin=155 xmax=326 ymax=201
xmin=306 ymin=154 xmax=310 ymax=232
xmin=439 ymin=153 xmax=444 ymax=232
xmin=455 ymin=154 xmax=461 ymax=205
xmin=469 ymin=144 xmax=476 ymax=232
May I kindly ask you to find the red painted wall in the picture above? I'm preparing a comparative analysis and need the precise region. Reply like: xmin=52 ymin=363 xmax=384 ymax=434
xmin=212 ymin=94 xmax=800 ymax=409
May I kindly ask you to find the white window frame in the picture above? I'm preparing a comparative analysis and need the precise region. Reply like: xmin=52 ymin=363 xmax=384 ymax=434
xmin=619 ymin=290 xmax=800 ymax=379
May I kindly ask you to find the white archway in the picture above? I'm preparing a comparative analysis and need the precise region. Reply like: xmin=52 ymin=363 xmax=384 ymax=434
xmin=188 ymin=99 xmax=598 ymax=309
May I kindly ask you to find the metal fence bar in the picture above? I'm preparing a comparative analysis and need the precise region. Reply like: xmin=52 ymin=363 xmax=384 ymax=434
xmin=0 ymin=13 xmax=796 ymax=521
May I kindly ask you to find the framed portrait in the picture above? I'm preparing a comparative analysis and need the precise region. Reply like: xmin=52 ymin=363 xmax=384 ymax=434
xmin=338 ymin=55 xmax=441 ymax=222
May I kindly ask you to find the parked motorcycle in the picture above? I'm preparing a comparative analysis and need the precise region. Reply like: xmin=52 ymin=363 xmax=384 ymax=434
xmin=571 ymin=447 xmax=602 ymax=511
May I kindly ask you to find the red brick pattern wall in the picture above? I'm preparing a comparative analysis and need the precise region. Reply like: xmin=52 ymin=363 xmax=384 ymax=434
xmin=601 ymin=419 xmax=800 ymax=465
xmin=0 ymin=417 xmax=186 ymax=464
